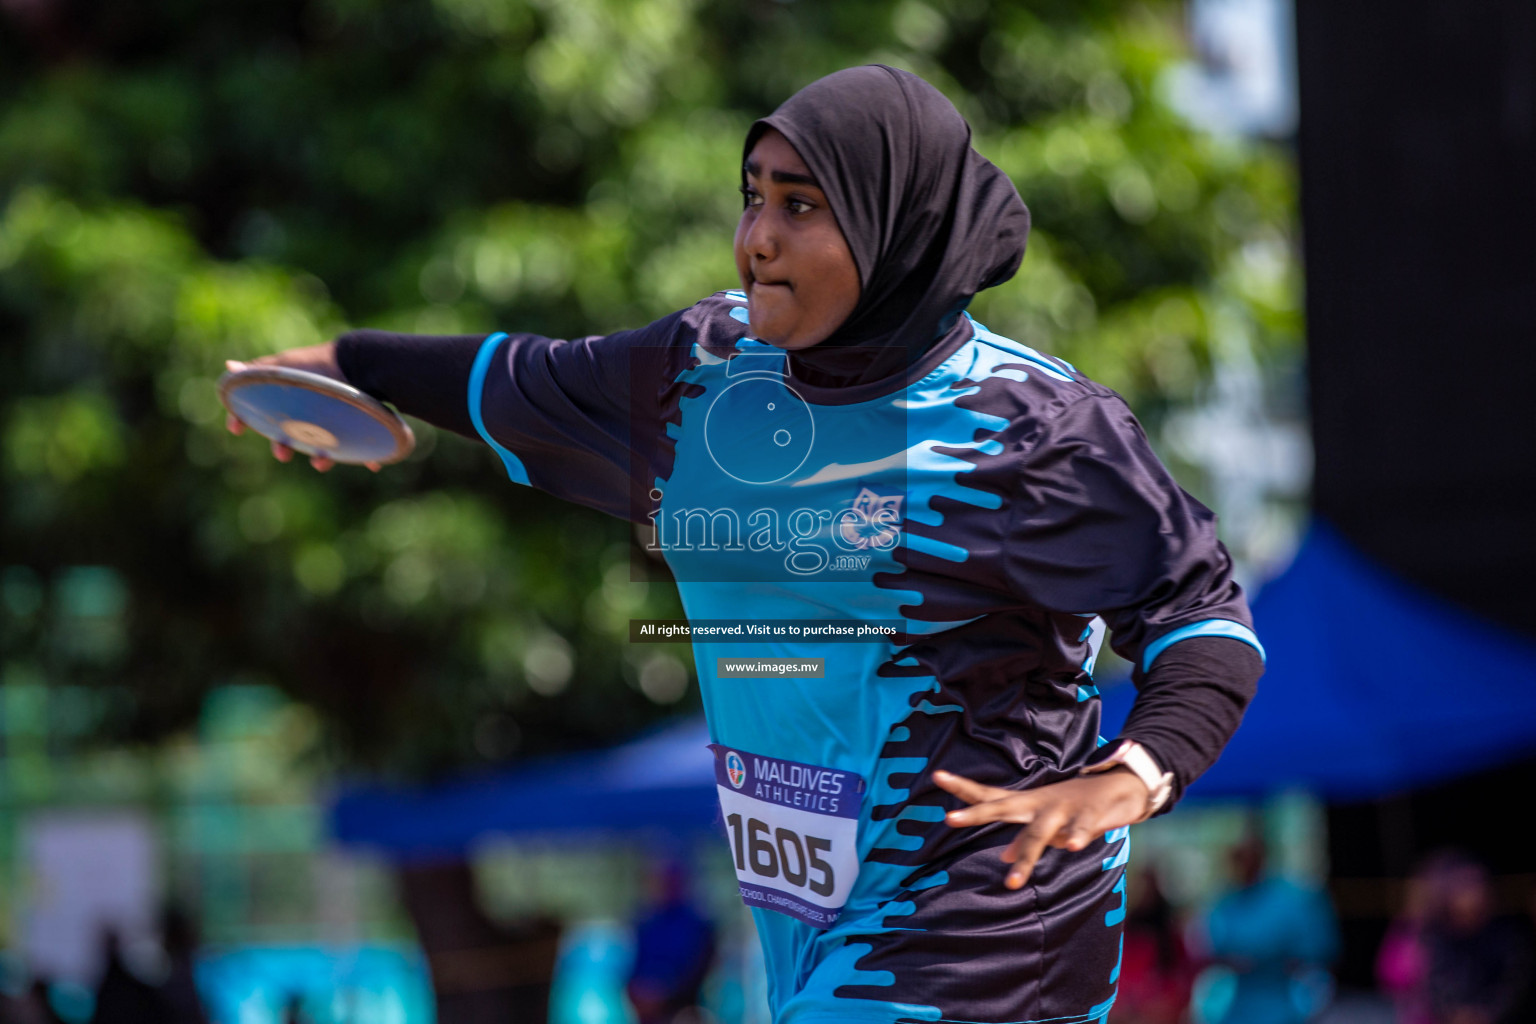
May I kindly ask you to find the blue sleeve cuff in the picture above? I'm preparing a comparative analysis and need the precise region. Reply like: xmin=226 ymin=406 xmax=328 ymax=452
xmin=1141 ymin=619 xmax=1265 ymax=673
xmin=468 ymin=332 xmax=531 ymax=485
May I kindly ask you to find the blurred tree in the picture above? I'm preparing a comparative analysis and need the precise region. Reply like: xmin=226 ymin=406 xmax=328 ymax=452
xmin=0 ymin=0 xmax=1298 ymax=1015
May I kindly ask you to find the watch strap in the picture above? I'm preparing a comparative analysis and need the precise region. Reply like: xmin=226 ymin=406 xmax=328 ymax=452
xmin=1080 ymin=739 xmax=1173 ymax=822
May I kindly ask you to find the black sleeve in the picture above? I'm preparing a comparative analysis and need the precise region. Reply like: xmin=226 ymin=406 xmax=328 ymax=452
xmin=1003 ymin=393 xmax=1263 ymax=806
xmin=1100 ymin=635 xmax=1263 ymax=807
xmin=1003 ymin=393 xmax=1255 ymax=662
xmin=335 ymin=329 xmax=484 ymax=439
xmin=330 ymin=294 xmax=749 ymax=522
xmin=333 ymin=320 xmax=688 ymax=522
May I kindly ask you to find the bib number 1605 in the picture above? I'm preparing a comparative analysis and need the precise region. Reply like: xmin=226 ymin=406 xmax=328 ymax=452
xmin=725 ymin=813 xmax=835 ymax=897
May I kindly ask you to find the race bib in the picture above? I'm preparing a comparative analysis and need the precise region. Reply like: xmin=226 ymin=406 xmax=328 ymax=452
xmin=710 ymin=744 xmax=863 ymax=928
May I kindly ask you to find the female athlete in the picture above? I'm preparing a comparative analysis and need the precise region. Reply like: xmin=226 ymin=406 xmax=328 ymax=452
xmin=228 ymin=65 xmax=1264 ymax=1024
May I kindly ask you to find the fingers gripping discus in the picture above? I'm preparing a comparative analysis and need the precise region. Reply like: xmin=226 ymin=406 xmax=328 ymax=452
xmin=217 ymin=366 xmax=414 ymax=465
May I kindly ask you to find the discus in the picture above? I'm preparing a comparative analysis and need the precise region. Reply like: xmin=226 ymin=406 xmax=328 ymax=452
xmin=217 ymin=366 xmax=415 ymax=465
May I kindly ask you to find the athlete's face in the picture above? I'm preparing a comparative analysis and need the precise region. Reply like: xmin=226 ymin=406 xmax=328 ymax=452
xmin=734 ymin=128 xmax=861 ymax=351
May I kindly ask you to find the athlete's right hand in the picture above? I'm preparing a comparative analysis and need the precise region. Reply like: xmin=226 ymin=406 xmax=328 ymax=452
xmin=224 ymin=342 xmax=380 ymax=472
xmin=933 ymin=767 xmax=1149 ymax=890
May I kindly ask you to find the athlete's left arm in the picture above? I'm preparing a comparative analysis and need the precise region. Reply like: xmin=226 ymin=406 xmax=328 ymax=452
xmin=937 ymin=392 xmax=1264 ymax=887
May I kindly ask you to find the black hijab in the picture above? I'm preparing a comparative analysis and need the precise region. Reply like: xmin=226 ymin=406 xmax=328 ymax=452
xmin=744 ymin=65 xmax=1030 ymax=388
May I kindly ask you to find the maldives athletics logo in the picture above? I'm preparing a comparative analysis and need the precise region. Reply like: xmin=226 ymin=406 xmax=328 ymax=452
xmin=725 ymin=750 xmax=747 ymax=789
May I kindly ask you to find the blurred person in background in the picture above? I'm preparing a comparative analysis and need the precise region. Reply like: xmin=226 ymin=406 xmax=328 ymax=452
xmin=281 ymin=991 xmax=312 ymax=1024
xmin=1515 ymin=885 xmax=1536 ymax=1022
xmin=627 ymin=860 xmax=716 ymax=1024
xmin=87 ymin=929 xmax=158 ymax=1024
xmin=0 ymin=978 xmax=67 ymax=1024
xmin=1116 ymin=865 xmax=1194 ymax=1024
xmin=156 ymin=907 xmax=209 ymax=1024
xmin=1376 ymin=855 xmax=1446 ymax=1024
xmin=1191 ymin=833 xmax=1338 ymax=1024
xmin=1422 ymin=854 xmax=1529 ymax=1024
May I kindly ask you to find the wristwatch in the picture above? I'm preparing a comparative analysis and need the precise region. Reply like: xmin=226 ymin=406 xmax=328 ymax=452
xmin=1079 ymin=739 xmax=1173 ymax=822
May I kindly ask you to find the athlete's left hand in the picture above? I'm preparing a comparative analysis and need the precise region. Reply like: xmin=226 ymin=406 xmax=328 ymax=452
xmin=932 ymin=768 xmax=1149 ymax=891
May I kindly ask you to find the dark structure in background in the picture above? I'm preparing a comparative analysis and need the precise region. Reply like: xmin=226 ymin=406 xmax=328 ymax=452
xmin=1295 ymin=0 xmax=1536 ymax=985
xmin=1299 ymin=0 xmax=1536 ymax=636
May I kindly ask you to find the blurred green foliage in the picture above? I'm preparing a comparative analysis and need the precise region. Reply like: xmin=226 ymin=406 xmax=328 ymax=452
xmin=0 ymin=0 xmax=1298 ymax=779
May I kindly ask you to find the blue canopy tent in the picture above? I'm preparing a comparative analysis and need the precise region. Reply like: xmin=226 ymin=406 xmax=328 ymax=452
xmin=331 ymin=522 xmax=1536 ymax=855
xmin=1102 ymin=521 xmax=1536 ymax=800
xmin=331 ymin=716 xmax=719 ymax=859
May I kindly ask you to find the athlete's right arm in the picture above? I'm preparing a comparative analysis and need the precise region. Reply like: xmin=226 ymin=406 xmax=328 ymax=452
xmin=224 ymin=330 xmax=498 ymax=469
xmin=225 ymin=326 xmax=663 ymax=516
xmin=224 ymin=295 xmax=750 ymax=520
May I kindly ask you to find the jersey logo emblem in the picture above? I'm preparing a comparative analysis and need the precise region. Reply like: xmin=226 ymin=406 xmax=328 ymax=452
xmin=840 ymin=488 xmax=904 ymax=551
xmin=725 ymin=750 xmax=747 ymax=789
